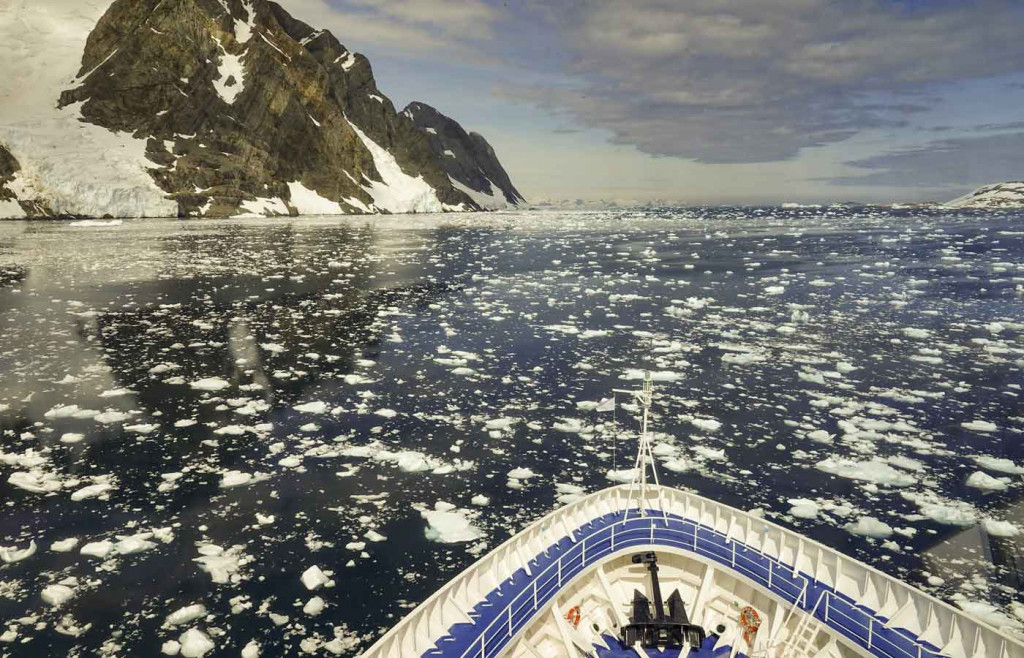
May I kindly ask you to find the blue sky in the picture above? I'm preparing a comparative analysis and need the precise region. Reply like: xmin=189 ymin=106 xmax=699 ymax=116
xmin=286 ymin=0 xmax=1024 ymax=204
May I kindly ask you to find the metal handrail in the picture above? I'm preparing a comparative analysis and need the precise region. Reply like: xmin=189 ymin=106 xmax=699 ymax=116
xmin=453 ymin=514 xmax=943 ymax=658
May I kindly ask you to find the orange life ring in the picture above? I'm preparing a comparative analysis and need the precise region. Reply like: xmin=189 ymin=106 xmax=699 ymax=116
xmin=739 ymin=606 xmax=761 ymax=645
xmin=565 ymin=605 xmax=582 ymax=629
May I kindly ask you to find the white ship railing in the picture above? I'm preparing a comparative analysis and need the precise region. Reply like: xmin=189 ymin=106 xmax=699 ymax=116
xmin=363 ymin=485 xmax=1024 ymax=658
xmin=455 ymin=515 xmax=944 ymax=658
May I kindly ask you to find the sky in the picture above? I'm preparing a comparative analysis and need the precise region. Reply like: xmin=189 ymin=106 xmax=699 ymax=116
xmin=284 ymin=0 xmax=1024 ymax=205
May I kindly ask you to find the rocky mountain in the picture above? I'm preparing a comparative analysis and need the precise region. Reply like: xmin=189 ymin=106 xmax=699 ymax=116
xmin=945 ymin=182 xmax=1024 ymax=209
xmin=0 ymin=0 xmax=522 ymax=219
xmin=403 ymin=102 xmax=524 ymax=209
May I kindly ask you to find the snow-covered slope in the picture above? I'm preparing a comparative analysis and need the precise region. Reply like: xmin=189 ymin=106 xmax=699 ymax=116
xmin=404 ymin=102 xmax=525 ymax=209
xmin=0 ymin=0 xmax=520 ymax=219
xmin=945 ymin=182 xmax=1024 ymax=209
xmin=0 ymin=0 xmax=176 ymax=218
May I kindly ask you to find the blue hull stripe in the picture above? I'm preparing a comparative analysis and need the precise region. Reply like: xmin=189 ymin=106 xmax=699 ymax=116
xmin=424 ymin=510 xmax=945 ymax=658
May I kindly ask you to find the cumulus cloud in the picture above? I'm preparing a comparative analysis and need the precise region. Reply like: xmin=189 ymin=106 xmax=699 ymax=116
xmin=511 ymin=0 xmax=1024 ymax=164
xmin=828 ymin=132 xmax=1024 ymax=188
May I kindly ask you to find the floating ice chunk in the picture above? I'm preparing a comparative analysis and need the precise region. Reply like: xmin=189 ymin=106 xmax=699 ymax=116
xmin=844 ymin=516 xmax=893 ymax=538
xmin=364 ymin=529 xmax=386 ymax=542
xmin=95 ymin=410 xmax=132 ymax=424
xmin=194 ymin=544 xmax=248 ymax=584
xmin=901 ymin=491 xmax=978 ymax=526
xmin=553 ymin=418 xmax=586 ymax=433
xmin=375 ymin=408 xmax=398 ymax=418
xmin=41 ymin=584 xmax=75 ymax=607
xmin=806 ymin=429 xmax=834 ymax=444
xmin=961 ymin=420 xmax=997 ymax=433
xmin=0 ymin=540 xmax=37 ymax=563
xmin=471 ymin=494 xmax=489 ymax=506
xmin=420 ymin=503 xmax=484 ymax=544
xmin=60 ymin=433 xmax=85 ymax=444
xmin=816 ymin=457 xmax=915 ymax=487
xmin=219 ymin=470 xmax=268 ymax=488
xmin=71 ymin=482 xmax=114 ymax=501
xmin=294 ymin=401 xmax=328 ymax=414
xmin=241 ymin=641 xmax=260 ymax=658
xmin=51 ymin=538 xmax=78 ymax=552
xmin=124 ymin=423 xmax=158 ymax=434
xmin=303 ymin=596 xmax=325 ymax=616
xmin=622 ymin=369 xmax=682 ymax=381
xmin=693 ymin=446 xmax=726 ymax=461
xmin=190 ymin=377 xmax=231 ymax=392
xmin=788 ymin=499 xmax=819 ymax=519
xmin=606 ymin=468 xmax=639 ymax=483
xmin=301 ymin=565 xmax=332 ymax=590
xmin=8 ymin=471 xmax=62 ymax=493
xmin=966 ymin=471 xmax=1010 ymax=491
xmin=178 ymin=628 xmax=215 ymax=658
xmin=764 ymin=285 xmax=785 ymax=296
xmin=902 ymin=328 xmax=930 ymax=339
xmin=972 ymin=455 xmax=1024 ymax=475
xmin=162 ymin=640 xmax=181 ymax=656
xmin=484 ymin=417 xmax=518 ymax=431
xmin=80 ymin=540 xmax=114 ymax=559
xmin=983 ymin=519 xmax=1020 ymax=537
xmin=166 ymin=604 xmax=207 ymax=627
xmin=798 ymin=371 xmax=826 ymax=385
xmin=507 ymin=467 xmax=537 ymax=480
xmin=115 ymin=533 xmax=157 ymax=555
xmin=684 ymin=416 xmax=721 ymax=432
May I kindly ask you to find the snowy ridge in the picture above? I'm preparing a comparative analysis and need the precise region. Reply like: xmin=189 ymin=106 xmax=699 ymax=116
xmin=449 ymin=176 xmax=512 ymax=210
xmin=0 ymin=0 xmax=521 ymax=219
xmin=945 ymin=182 xmax=1024 ymax=209
xmin=344 ymin=118 xmax=450 ymax=214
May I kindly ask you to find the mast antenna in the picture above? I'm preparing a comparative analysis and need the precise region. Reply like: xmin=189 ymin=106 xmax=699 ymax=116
xmin=611 ymin=370 xmax=667 ymax=519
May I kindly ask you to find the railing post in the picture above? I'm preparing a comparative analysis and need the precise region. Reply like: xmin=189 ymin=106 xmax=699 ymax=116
xmin=768 ymin=560 xmax=774 ymax=590
xmin=582 ymin=536 xmax=587 ymax=565
xmin=731 ymin=539 xmax=736 ymax=568
xmin=867 ymin=618 xmax=873 ymax=650
xmin=508 ymin=605 xmax=512 ymax=636
xmin=557 ymin=556 xmax=562 ymax=586
xmin=611 ymin=523 xmax=615 ymax=550
xmin=480 ymin=631 xmax=485 ymax=658
xmin=824 ymin=594 xmax=829 ymax=622
xmin=532 ymin=580 xmax=537 ymax=609
xmin=650 ymin=520 xmax=654 ymax=543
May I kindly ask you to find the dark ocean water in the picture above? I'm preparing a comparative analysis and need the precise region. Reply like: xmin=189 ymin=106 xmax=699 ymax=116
xmin=0 ymin=207 xmax=1022 ymax=656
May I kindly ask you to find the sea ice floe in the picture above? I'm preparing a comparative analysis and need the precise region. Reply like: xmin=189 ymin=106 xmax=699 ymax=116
xmin=194 ymin=544 xmax=250 ymax=584
xmin=961 ymin=420 xmax=998 ymax=433
xmin=965 ymin=471 xmax=1010 ymax=491
xmin=844 ymin=516 xmax=893 ymax=538
xmin=40 ymin=583 xmax=75 ymax=607
xmin=0 ymin=540 xmax=37 ymax=563
xmin=971 ymin=455 xmax=1024 ymax=475
xmin=178 ymin=628 xmax=215 ymax=658
xmin=165 ymin=604 xmax=207 ymax=627
xmin=787 ymin=499 xmax=819 ymax=519
xmin=219 ymin=470 xmax=269 ymax=488
xmin=815 ymin=457 xmax=916 ymax=487
xmin=190 ymin=377 xmax=231 ymax=392
xmin=300 ymin=565 xmax=332 ymax=590
xmin=419 ymin=502 xmax=484 ymax=544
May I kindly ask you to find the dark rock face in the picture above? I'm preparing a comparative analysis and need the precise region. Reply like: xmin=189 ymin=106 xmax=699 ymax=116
xmin=29 ymin=0 xmax=518 ymax=218
xmin=0 ymin=145 xmax=18 ymax=204
xmin=404 ymin=102 xmax=525 ymax=207
xmin=0 ymin=144 xmax=55 ymax=218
